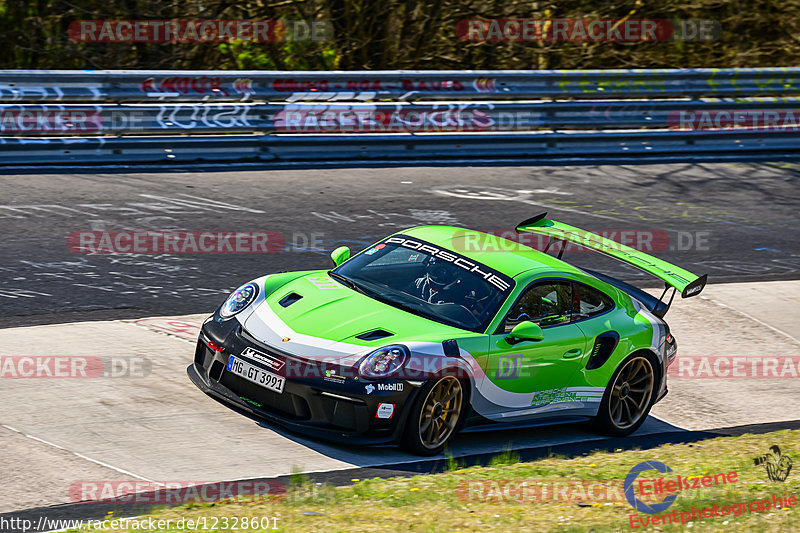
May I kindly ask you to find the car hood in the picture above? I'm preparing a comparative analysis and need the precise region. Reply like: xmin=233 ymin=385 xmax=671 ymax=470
xmin=242 ymin=271 xmax=467 ymax=363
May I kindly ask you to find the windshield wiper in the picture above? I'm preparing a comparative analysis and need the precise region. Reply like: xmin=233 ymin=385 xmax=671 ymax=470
xmin=328 ymin=271 xmax=369 ymax=295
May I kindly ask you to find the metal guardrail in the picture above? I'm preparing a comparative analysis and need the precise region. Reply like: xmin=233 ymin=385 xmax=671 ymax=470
xmin=3 ymin=130 xmax=799 ymax=165
xmin=1 ymin=68 xmax=800 ymax=166
xmin=2 ymin=97 xmax=800 ymax=135
xmin=2 ymin=68 xmax=800 ymax=102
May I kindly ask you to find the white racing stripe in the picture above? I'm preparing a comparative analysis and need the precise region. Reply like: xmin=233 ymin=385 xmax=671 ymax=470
xmin=242 ymin=297 xmax=452 ymax=366
xmin=243 ymin=299 xmax=375 ymax=364
xmin=631 ymin=298 xmax=665 ymax=362
xmin=452 ymin=343 xmax=604 ymax=417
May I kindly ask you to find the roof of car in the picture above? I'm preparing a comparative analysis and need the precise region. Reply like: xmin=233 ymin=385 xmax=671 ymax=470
xmin=399 ymin=225 xmax=585 ymax=278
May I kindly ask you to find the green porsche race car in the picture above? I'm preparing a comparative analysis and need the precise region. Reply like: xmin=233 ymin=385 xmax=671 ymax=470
xmin=189 ymin=214 xmax=706 ymax=455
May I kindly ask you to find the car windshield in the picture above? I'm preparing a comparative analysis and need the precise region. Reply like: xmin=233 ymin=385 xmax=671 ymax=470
xmin=331 ymin=235 xmax=515 ymax=333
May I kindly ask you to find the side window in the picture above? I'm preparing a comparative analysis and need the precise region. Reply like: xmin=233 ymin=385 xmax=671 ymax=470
xmin=503 ymin=281 xmax=573 ymax=331
xmin=576 ymin=284 xmax=614 ymax=318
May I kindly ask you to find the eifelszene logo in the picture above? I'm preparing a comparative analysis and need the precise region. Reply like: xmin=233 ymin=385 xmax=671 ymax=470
xmin=625 ymin=461 xmax=739 ymax=515
xmin=625 ymin=461 xmax=678 ymax=513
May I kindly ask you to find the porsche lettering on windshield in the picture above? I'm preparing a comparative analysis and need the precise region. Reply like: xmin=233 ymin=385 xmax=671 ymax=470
xmin=385 ymin=237 xmax=512 ymax=292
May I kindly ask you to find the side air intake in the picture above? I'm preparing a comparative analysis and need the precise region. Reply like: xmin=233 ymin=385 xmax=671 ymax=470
xmin=586 ymin=331 xmax=620 ymax=370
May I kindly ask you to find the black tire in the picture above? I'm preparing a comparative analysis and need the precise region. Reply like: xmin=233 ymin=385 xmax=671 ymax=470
xmin=401 ymin=375 xmax=465 ymax=456
xmin=592 ymin=352 xmax=659 ymax=437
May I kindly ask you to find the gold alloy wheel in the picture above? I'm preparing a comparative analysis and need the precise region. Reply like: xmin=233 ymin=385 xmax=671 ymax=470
xmin=418 ymin=376 xmax=463 ymax=450
xmin=608 ymin=356 xmax=655 ymax=430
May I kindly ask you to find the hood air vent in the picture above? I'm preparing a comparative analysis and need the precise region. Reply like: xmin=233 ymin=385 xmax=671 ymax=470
xmin=355 ymin=329 xmax=394 ymax=341
xmin=278 ymin=292 xmax=303 ymax=308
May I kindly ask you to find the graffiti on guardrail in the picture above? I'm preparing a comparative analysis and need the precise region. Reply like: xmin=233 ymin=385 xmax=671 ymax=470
xmin=153 ymin=104 xmax=255 ymax=129
xmin=4 ymin=69 xmax=800 ymax=105
xmin=0 ymin=104 xmax=258 ymax=133
xmin=274 ymin=103 xmax=493 ymax=132
xmin=557 ymin=75 xmax=669 ymax=94
xmin=140 ymin=76 xmax=256 ymax=97
xmin=554 ymin=71 xmax=800 ymax=95
xmin=8 ymin=99 xmax=800 ymax=134
xmin=0 ymin=85 xmax=103 ymax=102
xmin=271 ymin=77 xmax=476 ymax=102
xmin=0 ymin=136 xmax=107 ymax=146
xmin=274 ymin=78 xmax=468 ymax=92
xmin=2 ymin=69 xmax=800 ymax=163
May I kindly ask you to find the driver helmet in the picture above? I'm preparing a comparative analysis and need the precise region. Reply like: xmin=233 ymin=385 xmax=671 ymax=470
xmin=426 ymin=261 xmax=459 ymax=291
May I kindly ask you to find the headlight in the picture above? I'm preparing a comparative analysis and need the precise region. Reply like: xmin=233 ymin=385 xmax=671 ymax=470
xmin=219 ymin=282 xmax=259 ymax=318
xmin=358 ymin=345 xmax=410 ymax=379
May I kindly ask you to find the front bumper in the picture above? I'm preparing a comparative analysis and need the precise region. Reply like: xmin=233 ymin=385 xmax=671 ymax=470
xmin=188 ymin=314 xmax=421 ymax=445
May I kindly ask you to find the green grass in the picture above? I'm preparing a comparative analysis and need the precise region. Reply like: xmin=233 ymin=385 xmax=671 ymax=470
xmin=75 ymin=430 xmax=800 ymax=532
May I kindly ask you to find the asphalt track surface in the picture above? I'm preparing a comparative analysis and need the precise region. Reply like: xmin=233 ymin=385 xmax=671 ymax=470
xmin=1 ymin=162 xmax=800 ymax=530
xmin=1 ymin=161 xmax=799 ymax=327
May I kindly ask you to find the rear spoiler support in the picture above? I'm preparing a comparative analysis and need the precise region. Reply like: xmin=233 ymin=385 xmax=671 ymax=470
xmin=653 ymin=284 xmax=677 ymax=318
xmin=541 ymin=235 xmax=567 ymax=260
xmin=516 ymin=213 xmax=709 ymax=308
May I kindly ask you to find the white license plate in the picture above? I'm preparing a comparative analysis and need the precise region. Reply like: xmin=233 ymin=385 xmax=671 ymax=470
xmin=226 ymin=355 xmax=285 ymax=394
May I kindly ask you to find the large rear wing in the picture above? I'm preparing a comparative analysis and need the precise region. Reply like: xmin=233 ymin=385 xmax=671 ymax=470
xmin=516 ymin=214 xmax=707 ymax=315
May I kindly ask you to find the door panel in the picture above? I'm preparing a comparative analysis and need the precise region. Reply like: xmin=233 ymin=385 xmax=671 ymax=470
xmin=472 ymin=278 xmax=597 ymax=417
xmin=485 ymin=324 xmax=588 ymax=395
xmin=471 ymin=323 xmax=588 ymax=417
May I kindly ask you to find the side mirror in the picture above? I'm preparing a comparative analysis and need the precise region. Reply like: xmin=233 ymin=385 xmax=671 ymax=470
xmin=330 ymin=246 xmax=350 ymax=267
xmin=506 ymin=320 xmax=544 ymax=344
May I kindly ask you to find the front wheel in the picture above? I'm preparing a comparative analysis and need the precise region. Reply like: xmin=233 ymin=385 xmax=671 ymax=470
xmin=592 ymin=353 xmax=657 ymax=437
xmin=401 ymin=375 xmax=464 ymax=455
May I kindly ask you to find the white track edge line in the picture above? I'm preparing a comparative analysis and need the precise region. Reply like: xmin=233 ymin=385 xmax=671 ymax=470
xmin=700 ymin=295 xmax=800 ymax=346
xmin=1 ymin=424 xmax=156 ymax=483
